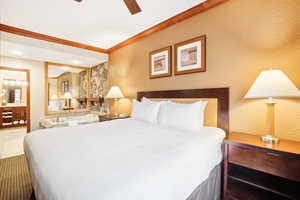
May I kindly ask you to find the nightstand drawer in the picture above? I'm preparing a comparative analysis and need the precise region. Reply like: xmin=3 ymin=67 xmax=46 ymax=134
xmin=228 ymin=144 xmax=300 ymax=182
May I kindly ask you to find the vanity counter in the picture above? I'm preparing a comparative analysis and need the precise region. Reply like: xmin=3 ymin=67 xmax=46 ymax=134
xmin=40 ymin=113 xmax=99 ymax=129
xmin=0 ymin=104 xmax=27 ymax=108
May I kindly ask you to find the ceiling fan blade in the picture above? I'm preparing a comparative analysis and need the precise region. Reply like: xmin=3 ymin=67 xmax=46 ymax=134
xmin=74 ymin=0 xmax=82 ymax=2
xmin=123 ymin=0 xmax=142 ymax=15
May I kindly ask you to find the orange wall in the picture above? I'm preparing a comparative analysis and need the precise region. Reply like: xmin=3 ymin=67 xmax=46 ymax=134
xmin=109 ymin=0 xmax=300 ymax=141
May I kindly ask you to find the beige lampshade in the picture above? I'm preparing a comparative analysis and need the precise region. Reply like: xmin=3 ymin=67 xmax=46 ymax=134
xmin=245 ymin=69 xmax=300 ymax=98
xmin=64 ymin=92 xmax=72 ymax=99
xmin=106 ymin=86 xmax=124 ymax=99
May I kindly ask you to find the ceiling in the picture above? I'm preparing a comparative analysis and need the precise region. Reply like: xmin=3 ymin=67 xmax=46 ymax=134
xmin=0 ymin=32 xmax=109 ymax=67
xmin=48 ymin=65 xmax=84 ymax=78
xmin=0 ymin=0 xmax=207 ymax=49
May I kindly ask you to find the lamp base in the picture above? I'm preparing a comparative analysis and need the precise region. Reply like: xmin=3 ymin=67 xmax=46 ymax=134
xmin=261 ymin=134 xmax=279 ymax=143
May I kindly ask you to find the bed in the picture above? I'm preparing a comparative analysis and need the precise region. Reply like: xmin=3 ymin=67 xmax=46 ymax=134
xmin=24 ymin=88 xmax=229 ymax=200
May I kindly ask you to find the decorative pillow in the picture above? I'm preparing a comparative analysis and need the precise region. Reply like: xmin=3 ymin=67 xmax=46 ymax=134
xmin=131 ymin=100 xmax=161 ymax=124
xmin=157 ymin=101 xmax=208 ymax=131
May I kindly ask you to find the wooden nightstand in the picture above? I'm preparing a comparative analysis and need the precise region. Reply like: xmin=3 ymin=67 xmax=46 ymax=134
xmin=223 ymin=132 xmax=300 ymax=200
xmin=99 ymin=114 xmax=129 ymax=122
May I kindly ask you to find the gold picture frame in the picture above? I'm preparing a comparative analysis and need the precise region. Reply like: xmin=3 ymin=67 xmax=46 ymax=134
xmin=149 ymin=46 xmax=172 ymax=79
xmin=174 ymin=35 xmax=206 ymax=75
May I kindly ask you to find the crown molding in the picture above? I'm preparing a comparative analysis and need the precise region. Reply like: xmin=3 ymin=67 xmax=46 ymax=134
xmin=0 ymin=24 xmax=108 ymax=53
xmin=45 ymin=61 xmax=90 ymax=70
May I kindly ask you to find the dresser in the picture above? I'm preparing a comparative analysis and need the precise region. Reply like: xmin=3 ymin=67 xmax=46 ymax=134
xmin=223 ymin=132 xmax=300 ymax=200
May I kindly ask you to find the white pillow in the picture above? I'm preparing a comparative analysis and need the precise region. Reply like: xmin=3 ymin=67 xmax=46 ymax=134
xmin=140 ymin=97 xmax=170 ymax=123
xmin=131 ymin=100 xmax=161 ymax=123
xmin=157 ymin=101 xmax=207 ymax=132
xmin=141 ymin=97 xmax=169 ymax=104
xmin=141 ymin=97 xmax=152 ymax=103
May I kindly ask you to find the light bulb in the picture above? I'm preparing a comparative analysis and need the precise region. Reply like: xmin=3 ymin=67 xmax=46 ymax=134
xmin=11 ymin=50 xmax=23 ymax=56
xmin=16 ymin=80 xmax=22 ymax=86
xmin=22 ymin=81 xmax=28 ymax=87
xmin=9 ymin=80 xmax=15 ymax=86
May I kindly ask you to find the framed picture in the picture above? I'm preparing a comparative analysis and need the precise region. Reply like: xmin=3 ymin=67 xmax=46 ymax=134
xmin=174 ymin=35 xmax=206 ymax=75
xmin=149 ymin=46 xmax=172 ymax=79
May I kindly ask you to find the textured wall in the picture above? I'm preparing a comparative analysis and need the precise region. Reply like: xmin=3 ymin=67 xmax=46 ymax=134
xmin=90 ymin=62 xmax=109 ymax=98
xmin=79 ymin=70 xmax=88 ymax=98
xmin=109 ymin=0 xmax=300 ymax=141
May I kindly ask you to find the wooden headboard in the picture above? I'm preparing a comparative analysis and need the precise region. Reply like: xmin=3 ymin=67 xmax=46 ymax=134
xmin=137 ymin=88 xmax=230 ymax=135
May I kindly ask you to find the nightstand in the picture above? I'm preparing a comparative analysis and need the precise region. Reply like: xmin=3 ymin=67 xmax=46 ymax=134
xmin=99 ymin=114 xmax=129 ymax=122
xmin=223 ymin=132 xmax=300 ymax=200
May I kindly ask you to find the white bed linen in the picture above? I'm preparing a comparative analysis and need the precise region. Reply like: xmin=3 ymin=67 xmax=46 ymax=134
xmin=24 ymin=119 xmax=225 ymax=200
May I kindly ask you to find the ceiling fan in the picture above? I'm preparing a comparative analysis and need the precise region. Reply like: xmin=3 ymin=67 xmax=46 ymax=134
xmin=73 ymin=0 xmax=142 ymax=15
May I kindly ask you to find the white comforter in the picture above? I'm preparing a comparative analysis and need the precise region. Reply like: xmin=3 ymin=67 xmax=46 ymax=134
xmin=24 ymin=119 xmax=225 ymax=200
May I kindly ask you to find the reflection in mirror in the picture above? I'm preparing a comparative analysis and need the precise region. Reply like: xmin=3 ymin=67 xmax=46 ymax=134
xmin=0 ymin=70 xmax=28 ymax=106
xmin=47 ymin=64 xmax=89 ymax=113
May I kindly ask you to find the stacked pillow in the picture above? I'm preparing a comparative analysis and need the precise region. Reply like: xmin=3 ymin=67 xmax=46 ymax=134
xmin=131 ymin=99 xmax=161 ymax=124
xmin=131 ymin=97 xmax=207 ymax=131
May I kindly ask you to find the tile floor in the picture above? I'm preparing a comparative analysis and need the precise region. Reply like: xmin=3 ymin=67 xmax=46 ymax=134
xmin=0 ymin=127 xmax=27 ymax=159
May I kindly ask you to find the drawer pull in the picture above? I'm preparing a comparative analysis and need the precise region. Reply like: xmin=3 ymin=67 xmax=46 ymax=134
xmin=266 ymin=152 xmax=279 ymax=157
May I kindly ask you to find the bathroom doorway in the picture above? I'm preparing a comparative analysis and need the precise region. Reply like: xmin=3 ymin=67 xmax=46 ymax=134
xmin=0 ymin=66 xmax=30 ymax=158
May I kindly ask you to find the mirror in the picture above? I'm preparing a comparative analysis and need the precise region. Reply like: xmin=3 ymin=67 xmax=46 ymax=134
xmin=0 ymin=70 xmax=28 ymax=106
xmin=6 ymin=88 xmax=21 ymax=104
xmin=45 ymin=63 xmax=90 ymax=114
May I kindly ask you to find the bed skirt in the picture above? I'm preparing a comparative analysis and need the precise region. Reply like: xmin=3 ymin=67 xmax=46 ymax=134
xmin=186 ymin=163 xmax=221 ymax=200
xmin=27 ymin=162 xmax=222 ymax=200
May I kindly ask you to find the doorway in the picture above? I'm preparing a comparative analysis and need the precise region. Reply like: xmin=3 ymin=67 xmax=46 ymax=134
xmin=0 ymin=66 xmax=30 ymax=158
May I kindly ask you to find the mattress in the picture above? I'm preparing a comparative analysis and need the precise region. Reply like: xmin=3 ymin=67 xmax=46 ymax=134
xmin=24 ymin=118 xmax=225 ymax=200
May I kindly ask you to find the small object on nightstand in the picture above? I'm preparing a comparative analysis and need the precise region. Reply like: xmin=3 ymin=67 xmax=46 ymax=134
xmin=261 ymin=134 xmax=279 ymax=143
xmin=223 ymin=132 xmax=300 ymax=200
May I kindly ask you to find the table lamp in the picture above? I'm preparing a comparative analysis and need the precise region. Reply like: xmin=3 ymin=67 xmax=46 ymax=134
xmin=64 ymin=92 xmax=73 ymax=111
xmin=245 ymin=69 xmax=300 ymax=142
xmin=105 ymin=86 xmax=124 ymax=117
